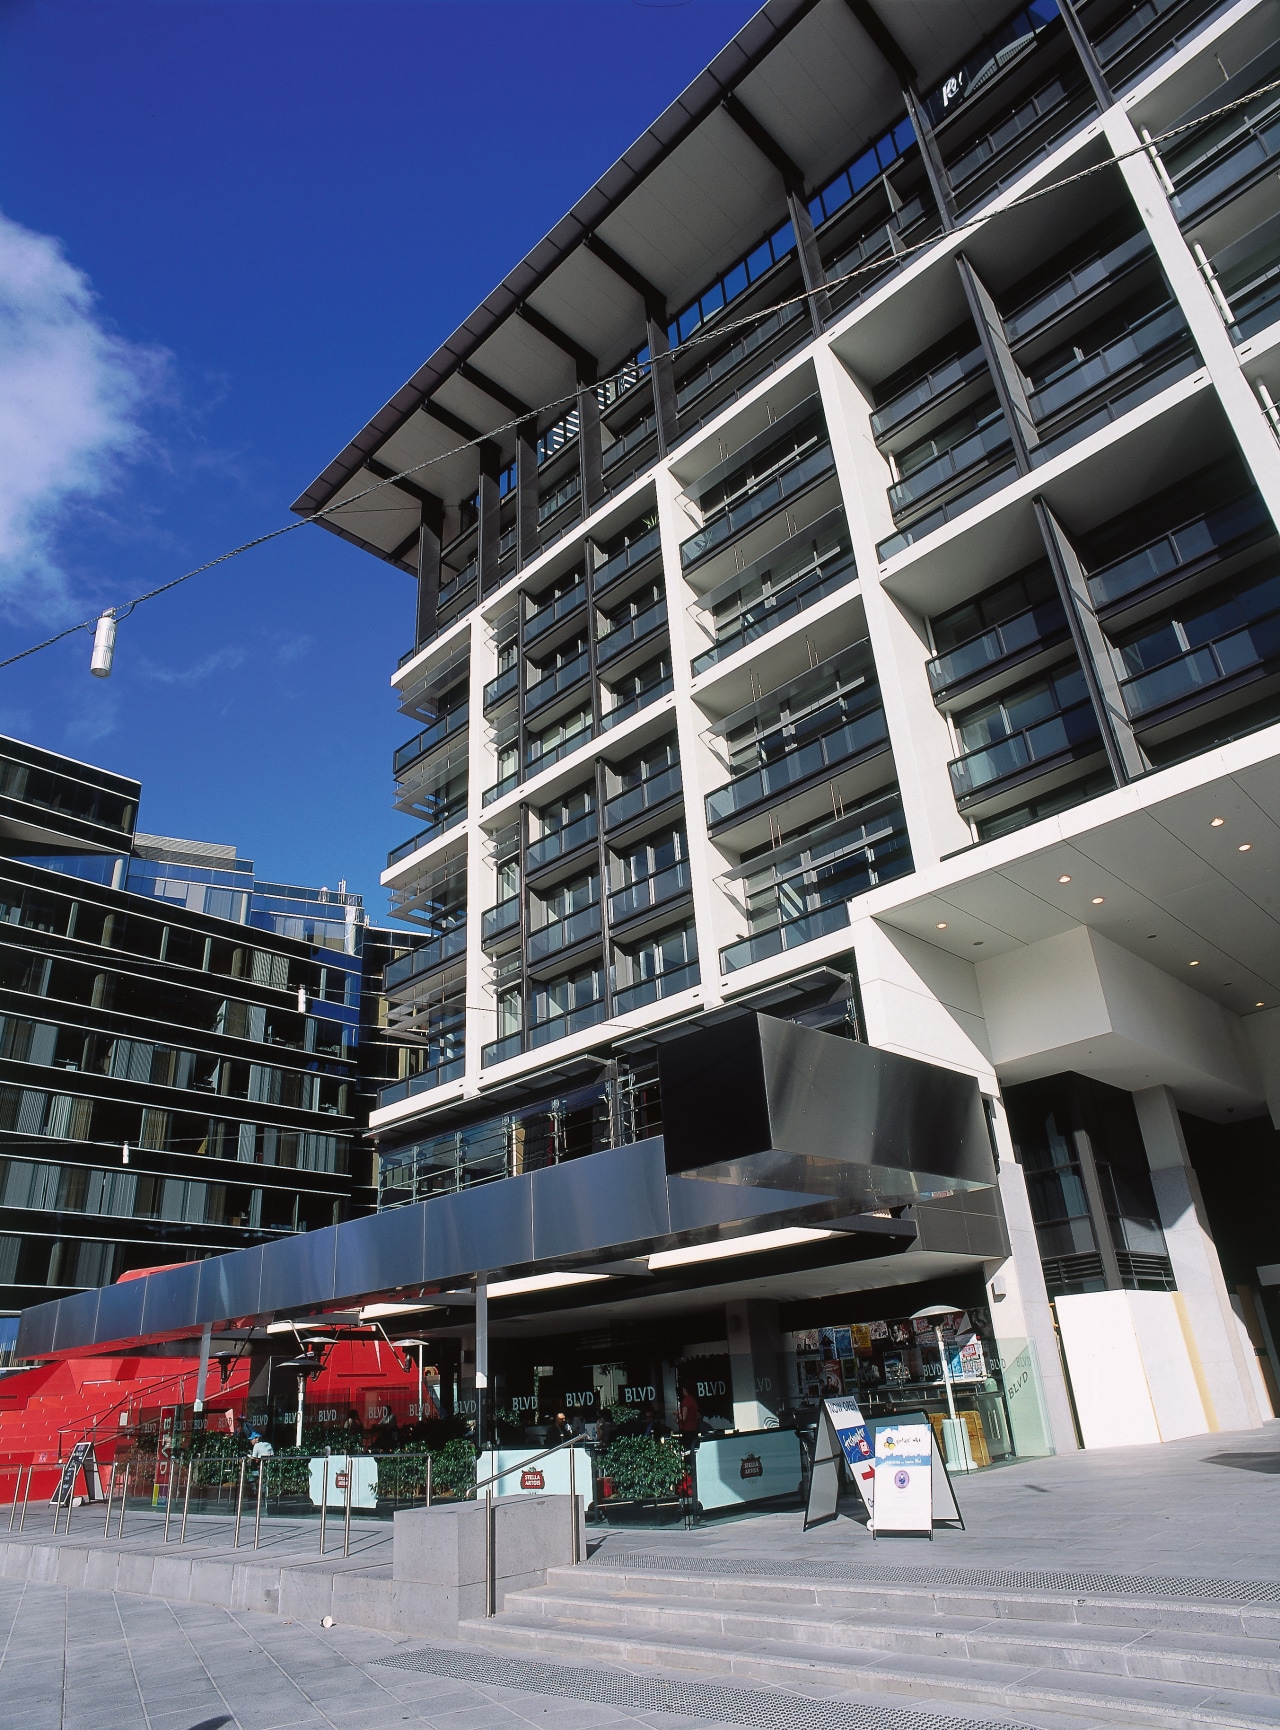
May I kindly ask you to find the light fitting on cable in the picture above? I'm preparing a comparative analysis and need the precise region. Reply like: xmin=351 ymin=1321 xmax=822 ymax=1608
xmin=90 ymin=611 xmax=117 ymax=678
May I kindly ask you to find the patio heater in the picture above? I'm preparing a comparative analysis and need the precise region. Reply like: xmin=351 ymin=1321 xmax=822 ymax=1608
xmin=911 ymin=1304 xmax=975 ymax=1473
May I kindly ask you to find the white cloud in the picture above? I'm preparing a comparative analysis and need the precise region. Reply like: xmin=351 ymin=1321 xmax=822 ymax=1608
xmin=0 ymin=209 xmax=163 ymax=616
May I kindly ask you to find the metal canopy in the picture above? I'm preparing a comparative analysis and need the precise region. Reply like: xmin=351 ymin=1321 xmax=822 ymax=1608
xmin=291 ymin=0 xmax=1020 ymax=560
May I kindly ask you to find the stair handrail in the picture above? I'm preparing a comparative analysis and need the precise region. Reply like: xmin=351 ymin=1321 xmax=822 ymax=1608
xmin=54 ymin=1359 xmax=248 ymax=1460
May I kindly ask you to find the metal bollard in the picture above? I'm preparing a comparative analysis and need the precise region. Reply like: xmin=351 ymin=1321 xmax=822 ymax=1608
xmin=425 ymin=1454 xmax=432 ymax=1509
xmin=342 ymin=1454 xmax=352 ymax=1559
xmin=318 ymin=1457 xmax=328 ymax=1557
xmin=18 ymin=1464 xmax=31 ymax=1532
xmin=253 ymin=1459 xmax=265 ymax=1550
xmin=179 ymin=1460 xmax=194 ymax=1544
xmin=163 ymin=1460 xmax=176 ymax=1544
xmin=233 ymin=1459 xmax=246 ymax=1549
xmin=569 ymin=1446 xmax=579 ymax=1565
xmin=5 ymin=1465 xmax=15 ymax=1533
xmin=102 ymin=1462 xmax=117 ymax=1537
xmin=484 ymin=1484 xmax=494 ymax=1617
xmin=116 ymin=1465 xmax=130 ymax=1540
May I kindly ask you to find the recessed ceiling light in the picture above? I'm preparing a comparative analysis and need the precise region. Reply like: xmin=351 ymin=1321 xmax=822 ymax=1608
xmin=1058 ymin=873 xmax=1072 ymax=883
xmin=936 ymin=921 xmax=948 ymax=930
xmin=1091 ymin=896 xmax=1104 ymax=905
xmin=1239 ymin=843 xmax=1252 ymax=852
xmin=1211 ymin=817 xmax=1225 ymax=827
xmin=1257 ymin=1001 xmax=1266 ymax=1008
xmin=1189 ymin=960 xmax=1200 ymax=966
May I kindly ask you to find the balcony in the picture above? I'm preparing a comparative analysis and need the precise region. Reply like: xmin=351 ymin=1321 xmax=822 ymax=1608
xmin=705 ymin=708 xmax=889 ymax=830
xmin=1120 ymin=606 xmax=1280 ymax=721
xmin=383 ymin=923 xmax=467 ymax=991
xmin=526 ymin=580 xmax=586 ymax=644
xmin=871 ymin=345 xmax=988 ymax=440
xmin=680 ymin=442 xmax=835 ymax=570
xmin=1004 ymin=229 xmax=1151 ymax=343
xmin=675 ymin=300 xmax=808 ymax=420
xmin=392 ymin=704 xmax=468 ymax=776
xmin=527 ymin=901 xmax=602 ymax=965
xmin=887 ymin=414 xmax=1013 ymax=519
xmin=612 ymin=959 xmax=700 ymax=1015
xmin=481 ymin=1032 xmax=523 ymax=1067
xmin=824 ymin=195 xmax=936 ymax=314
xmin=387 ymin=799 xmax=466 ymax=864
xmin=692 ymin=541 xmax=856 ymax=675
xmin=1026 ymin=302 xmax=1190 ymax=427
xmin=529 ymin=997 xmax=606 ymax=1049
xmin=524 ymin=719 xmax=595 ymax=780
xmin=597 ymin=596 xmax=667 ymax=666
xmin=591 ymin=525 xmax=661 ymax=597
xmin=1170 ymin=96 xmax=1280 ymax=226
xmin=377 ymin=1058 xmax=465 ymax=1108
xmin=719 ymin=901 xmax=851 ymax=975
xmin=608 ymin=858 xmax=693 ymax=926
xmin=948 ymin=697 xmax=1101 ymax=801
xmin=525 ymin=649 xmax=590 ymax=715
xmin=1086 ymin=492 xmax=1272 ymax=612
xmin=603 ymin=763 xmax=682 ymax=832
xmin=527 ymin=808 xmax=598 ymax=871
xmin=1081 ymin=0 xmax=1226 ymax=88
xmin=943 ymin=70 xmax=1091 ymax=211
xmin=481 ymin=899 xmax=521 ymax=946
xmin=538 ymin=472 xmax=581 ymax=527
xmin=601 ymin=669 xmax=674 ymax=731
xmin=927 ymin=599 xmax=1071 ymax=698
xmin=482 ymin=768 xmax=520 ymax=808
xmin=483 ymin=665 xmax=518 ymax=710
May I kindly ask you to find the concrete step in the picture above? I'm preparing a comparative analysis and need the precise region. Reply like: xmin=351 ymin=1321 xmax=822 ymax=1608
xmin=552 ymin=1562 xmax=1280 ymax=1641
xmin=513 ymin=1580 xmax=1280 ymax=1695
xmin=463 ymin=1608 xmax=1280 ymax=1730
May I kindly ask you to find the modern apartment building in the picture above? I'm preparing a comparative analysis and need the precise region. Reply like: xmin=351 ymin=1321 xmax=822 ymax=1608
xmin=49 ymin=0 xmax=1275 ymax=1458
xmin=0 ymin=735 xmax=397 ymax=1358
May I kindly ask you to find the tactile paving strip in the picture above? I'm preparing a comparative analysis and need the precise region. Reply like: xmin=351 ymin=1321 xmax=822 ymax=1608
xmin=371 ymin=1645 xmax=1022 ymax=1730
xmin=587 ymin=1550 xmax=1280 ymax=1605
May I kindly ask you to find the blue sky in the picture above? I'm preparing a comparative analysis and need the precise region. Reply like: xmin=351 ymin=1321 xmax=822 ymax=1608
xmin=0 ymin=0 xmax=757 ymax=915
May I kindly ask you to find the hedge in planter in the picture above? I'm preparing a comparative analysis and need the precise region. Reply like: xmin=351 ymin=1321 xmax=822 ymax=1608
xmin=599 ymin=1435 xmax=685 ymax=1501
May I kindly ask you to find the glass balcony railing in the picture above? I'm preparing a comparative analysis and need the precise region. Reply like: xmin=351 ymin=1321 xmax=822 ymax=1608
xmin=927 ymin=599 xmax=1070 ymax=694
xmin=945 ymin=74 xmax=1083 ymax=201
xmin=692 ymin=548 xmax=857 ymax=675
xmin=377 ymin=1058 xmax=465 ymax=1107
xmin=675 ymin=301 xmax=807 ymax=416
xmin=525 ymin=722 xmax=595 ymax=780
xmin=601 ymin=672 xmax=674 ymax=731
xmin=1171 ymin=102 xmax=1280 ymax=224
xmin=705 ymin=709 xmax=889 ymax=829
xmin=680 ymin=444 xmax=835 ymax=569
xmin=481 ymin=899 xmax=521 ymax=945
xmin=948 ymin=697 xmax=1101 ymax=798
xmin=1026 ymin=303 xmax=1188 ymax=424
xmin=719 ymin=900 xmax=851 ymax=975
xmin=481 ymin=769 xmax=520 ymax=808
xmin=592 ymin=525 xmax=661 ymax=596
xmin=825 ymin=196 xmax=930 ymax=305
xmin=598 ymin=598 xmax=667 ymax=665
xmin=538 ymin=473 xmax=580 ymax=526
xmin=608 ymin=859 xmax=693 ymax=926
xmin=387 ymin=801 xmax=467 ymax=864
xmin=612 ymin=960 xmax=700 ymax=1015
xmin=1004 ymin=230 xmax=1150 ymax=343
xmin=481 ymin=1032 xmax=523 ymax=1067
xmin=383 ymin=923 xmax=467 ymax=991
xmin=525 ymin=650 xmax=590 ymax=715
xmin=878 ymin=460 xmax=1019 ymax=560
xmin=526 ymin=582 xmax=586 ymax=643
xmin=527 ymin=902 xmax=602 ymax=964
xmin=483 ymin=665 xmax=518 ymax=710
xmin=1085 ymin=0 xmax=1224 ymax=85
xmin=527 ymin=809 xmax=598 ymax=871
xmin=871 ymin=346 xmax=988 ymax=440
xmin=604 ymin=763 xmax=682 ymax=831
xmin=529 ymin=998 xmax=607 ymax=1049
xmin=888 ymin=418 xmax=1012 ymax=517
xmin=1087 ymin=493 xmax=1271 ymax=610
xmin=1121 ymin=607 xmax=1280 ymax=719
xmin=392 ymin=705 xmax=468 ymax=775
xmin=603 ymin=412 xmax=657 ymax=474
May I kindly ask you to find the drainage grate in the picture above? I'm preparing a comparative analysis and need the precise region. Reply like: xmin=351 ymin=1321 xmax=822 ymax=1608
xmin=587 ymin=1551 xmax=1280 ymax=1606
xmin=371 ymin=1645 xmax=1022 ymax=1730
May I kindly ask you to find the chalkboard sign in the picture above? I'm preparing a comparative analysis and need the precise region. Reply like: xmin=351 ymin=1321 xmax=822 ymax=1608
xmin=50 ymin=1440 xmax=98 ymax=1507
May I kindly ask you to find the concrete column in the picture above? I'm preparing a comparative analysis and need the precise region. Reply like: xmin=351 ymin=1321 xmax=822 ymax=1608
xmin=726 ymin=1300 xmax=783 ymax=1430
xmin=1133 ymin=1085 xmax=1269 ymax=1430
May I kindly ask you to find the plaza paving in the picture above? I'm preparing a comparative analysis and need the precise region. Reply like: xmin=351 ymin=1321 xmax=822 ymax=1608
xmin=0 ymin=1422 xmax=1276 ymax=1730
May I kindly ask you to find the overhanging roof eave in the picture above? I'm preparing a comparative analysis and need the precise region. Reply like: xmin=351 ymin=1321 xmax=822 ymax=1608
xmin=289 ymin=0 xmax=824 ymax=522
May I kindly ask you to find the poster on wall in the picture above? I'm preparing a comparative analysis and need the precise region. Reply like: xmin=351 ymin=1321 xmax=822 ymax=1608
xmin=872 ymin=1422 xmax=933 ymax=1536
xmin=822 ymin=1395 xmax=875 ymax=1517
